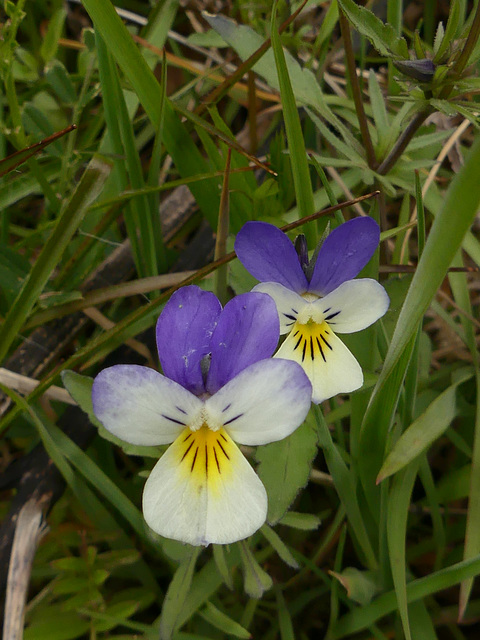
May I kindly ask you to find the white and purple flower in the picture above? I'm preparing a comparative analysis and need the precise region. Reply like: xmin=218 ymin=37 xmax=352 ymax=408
xmin=234 ymin=217 xmax=390 ymax=404
xmin=92 ymin=286 xmax=312 ymax=546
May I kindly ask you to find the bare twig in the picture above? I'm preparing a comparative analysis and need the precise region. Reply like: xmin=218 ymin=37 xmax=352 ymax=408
xmin=338 ymin=9 xmax=377 ymax=169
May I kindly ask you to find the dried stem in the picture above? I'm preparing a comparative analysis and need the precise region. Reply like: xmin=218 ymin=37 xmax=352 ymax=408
xmin=339 ymin=9 xmax=377 ymax=170
xmin=377 ymin=107 xmax=434 ymax=175
xmin=449 ymin=0 xmax=480 ymax=82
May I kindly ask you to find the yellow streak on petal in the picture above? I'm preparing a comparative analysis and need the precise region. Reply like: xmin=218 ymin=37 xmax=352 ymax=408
xmin=172 ymin=426 xmax=235 ymax=497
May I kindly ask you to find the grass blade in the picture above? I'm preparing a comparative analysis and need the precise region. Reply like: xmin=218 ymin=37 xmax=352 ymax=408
xmin=357 ymin=137 xmax=480 ymax=515
xmin=0 ymin=156 xmax=110 ymax=363
xmin=270 ymin=0 xmax=315 ymax=242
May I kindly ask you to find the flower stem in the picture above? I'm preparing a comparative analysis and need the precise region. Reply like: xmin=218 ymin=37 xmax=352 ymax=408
xmin=339 ymin=9 xmax=377 ymax=170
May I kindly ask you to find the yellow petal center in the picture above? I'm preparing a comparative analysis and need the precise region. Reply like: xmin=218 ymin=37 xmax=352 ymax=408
xmin=173 ymin=425 xmax=235 ymax=495
xmin=288 ymin=320 xmax=333 ymax=363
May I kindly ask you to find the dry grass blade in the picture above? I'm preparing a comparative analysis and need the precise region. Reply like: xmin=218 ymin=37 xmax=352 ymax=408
xmin=0 ymin=125 xmax=77 ymax=177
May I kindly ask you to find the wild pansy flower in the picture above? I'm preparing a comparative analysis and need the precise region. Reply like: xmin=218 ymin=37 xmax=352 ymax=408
xmin=234 ymin=217 xmax=390 ymax=404
xmin=92 ymin=286 xmax=311 ymax=546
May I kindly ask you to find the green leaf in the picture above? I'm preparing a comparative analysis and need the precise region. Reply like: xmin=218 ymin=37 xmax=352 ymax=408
xmin=40 ymin=7 xmax=67 ymax=63
xmin=24 ymin=610 xmax=89 ymax=640
xmin=377 ymin=370 xmax=473 ymax=482
xmin=212 ymin=544 xmax=234 ymax=589
xmin=276 ymin=587 xmax=295 ymax=640
xmin=314 ymin=406 xmax=377 ymax=571
xmin=433 ymin=1 xmax=461 ymax=63
xmin=338 ymin=0 xmax=409 ymax=58
xmin=368 ymin=69 xmax=391 ymax=159
xmin=238 ymin=541 xmax=273 ymax=599
xmin=203 ymin=12 xmax=326 ymax=111
xmin=160 ymin=548 xmax=201 ymax=640
xmin=45 ymin=60 xmax=76 ymax=104
xmin=261 ymin=525 xmax=299 ymax=569
xmin=357 ymin=136 xmax=480 ymax=515
xmin=330 ymin=568 xmax=380 ymax=605
xmin=386 ymin=461 xmax=420 ymax=640
xmin=278 ymin=511 xmax=321 ymax=530
xmin=81 ymin=0 xmax=220 ymax=226
xmin=199 ymin=602 xmax=251 ymax=639
xmin=270 ymin=0 xmax=315 ymax=236
xmin=256 ymin=414 xmax=318 ymax=524
xmin=333 ymin=552 xmax=480 ymax=638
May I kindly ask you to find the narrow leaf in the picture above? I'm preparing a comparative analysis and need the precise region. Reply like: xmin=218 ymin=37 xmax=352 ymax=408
xmin=377 ymin=371 xmax=472 ymax=482
xmin=160 ymin=548 xmax=201 ymax=640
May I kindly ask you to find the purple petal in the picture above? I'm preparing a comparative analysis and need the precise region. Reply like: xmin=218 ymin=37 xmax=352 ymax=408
xmin=156 ymin=285 xmax=221 ymax=395
xmin=308 ymin=217 xmax=380 ymax=296
xmin=206 ymin=292 xmax=280 ymax=393
xmin=234 ymin=221 xmax=308 ymax=293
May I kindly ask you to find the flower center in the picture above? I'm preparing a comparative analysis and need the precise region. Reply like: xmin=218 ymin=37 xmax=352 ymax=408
xmin=288 ymin=320 xmax=333 ymax=363
xmin=176 ymin=425 xmax=234 ymax=490
xmin=296 ymin=293 xmax=325 ymax=325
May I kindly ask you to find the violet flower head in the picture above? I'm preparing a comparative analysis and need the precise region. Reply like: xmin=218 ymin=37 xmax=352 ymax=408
xmin=92 ymin=286 xmax=312 ymax=546
xmin=234 ymin=218 xmax=390 ymax=404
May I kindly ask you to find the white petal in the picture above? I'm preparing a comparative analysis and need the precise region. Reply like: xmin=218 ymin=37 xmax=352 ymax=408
xmin=205 ymin=359 xmax=312 ymax=446
xmin=253 ymin=282 xmax=306 ymax=334
xmin=316 ymin=279 xmax=389 ymax=334
xmin=275 ymin=322 xmax=363 ymax=404
xmin=142 ymin=427 xmax=267 ymax=545
xmin=92 ymin=365 xmax=203 ymax=445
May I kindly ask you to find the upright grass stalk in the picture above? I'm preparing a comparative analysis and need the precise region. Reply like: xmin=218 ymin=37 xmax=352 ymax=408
xmin=271 ymin=0 xmax=316 ymax=245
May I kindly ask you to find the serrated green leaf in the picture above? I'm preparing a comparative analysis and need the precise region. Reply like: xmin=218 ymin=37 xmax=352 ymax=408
xmin=435 ymin=2 xmax=461 ymax=62
xmin=433 ymin=22 xmax=445 ymax=57
xmin=256 ymin=414 xmax=318 ymax=524
xmin=338 ymin=0 xmax=409 ymax=58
